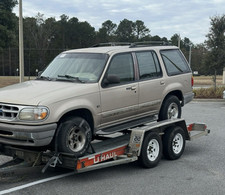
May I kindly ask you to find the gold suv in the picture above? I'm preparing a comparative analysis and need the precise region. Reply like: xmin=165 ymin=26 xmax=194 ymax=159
xmin=0 ymin=43 xmax=194 ymax=156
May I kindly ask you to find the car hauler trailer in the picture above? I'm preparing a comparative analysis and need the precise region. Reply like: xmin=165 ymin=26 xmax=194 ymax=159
xmin=0 ymin=118 xmax=209 ymax=175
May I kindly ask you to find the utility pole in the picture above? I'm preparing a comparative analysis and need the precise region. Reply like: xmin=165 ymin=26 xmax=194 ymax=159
xmin=189 ymin=45 xmax=192 ymax=67
xmin=19 ymin=0 xmax=24 ymax=82
xmin=178 ymin=34 xmax=181 ymax=48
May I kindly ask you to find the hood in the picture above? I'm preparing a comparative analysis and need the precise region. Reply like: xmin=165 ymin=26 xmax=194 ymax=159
xmin=0 ymin=80 xmax=99 ymax=106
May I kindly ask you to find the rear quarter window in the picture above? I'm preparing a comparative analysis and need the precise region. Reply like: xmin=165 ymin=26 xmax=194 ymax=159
xmin=160 ymin=49 xmax=191 ymax=76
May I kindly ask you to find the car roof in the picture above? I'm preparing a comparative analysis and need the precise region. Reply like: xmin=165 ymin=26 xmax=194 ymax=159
xmin=64 ymin=45 xmax=179 ymax=55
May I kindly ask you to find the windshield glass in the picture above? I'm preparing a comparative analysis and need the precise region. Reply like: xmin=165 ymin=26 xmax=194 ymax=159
xmin=40 ymin=53 xmax=108 ymax=83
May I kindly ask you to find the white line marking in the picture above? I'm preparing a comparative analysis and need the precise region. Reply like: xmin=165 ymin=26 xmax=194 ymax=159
xmin=0 ymin=172 xmax=75 ymax=195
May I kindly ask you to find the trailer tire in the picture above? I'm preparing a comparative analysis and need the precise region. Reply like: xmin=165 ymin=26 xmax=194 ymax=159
xmin=159 ymin=95 xmax=181 ymax=121
xmin=139 ymin=132 xmax=162 ymax=168
xmin=163 ymin=126 xmax=185 ymax=160
xmin=57 ymin=116 xmax=92 ymax=157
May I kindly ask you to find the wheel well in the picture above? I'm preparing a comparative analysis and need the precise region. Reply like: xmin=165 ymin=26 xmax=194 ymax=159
xmin=49 ymin=109 xmax=94 ymax=150
xmin=58 ymin=109 xmax=94 ymax=132
xmin=163 ymin=90 xmax=183 ymax=106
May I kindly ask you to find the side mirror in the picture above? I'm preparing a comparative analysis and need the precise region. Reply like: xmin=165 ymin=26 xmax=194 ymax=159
xmin=103 ymin=75 xmax=120 ymax=86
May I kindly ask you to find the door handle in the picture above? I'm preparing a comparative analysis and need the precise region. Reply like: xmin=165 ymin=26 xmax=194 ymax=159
xmin=160 ymin=81 xmax=165 ymax=85
xmin=126 ymin=86 xmax=136 ymax=90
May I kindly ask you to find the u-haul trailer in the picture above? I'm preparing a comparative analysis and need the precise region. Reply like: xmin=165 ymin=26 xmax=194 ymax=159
xmin=0 ymin=118 xmax=210 ymax=174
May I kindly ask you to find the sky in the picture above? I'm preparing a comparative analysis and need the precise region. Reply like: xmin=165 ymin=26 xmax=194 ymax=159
xmin=13 ymin=0 xmax=225 ymax=44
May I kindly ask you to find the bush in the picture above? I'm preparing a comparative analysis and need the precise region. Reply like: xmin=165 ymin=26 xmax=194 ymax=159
xmin=193 ymin=86 xmax=225 ymax=99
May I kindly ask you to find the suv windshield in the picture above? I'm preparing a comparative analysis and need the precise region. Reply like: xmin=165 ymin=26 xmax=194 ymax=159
xmin=40 ymin=53 xmax=108 ymax=83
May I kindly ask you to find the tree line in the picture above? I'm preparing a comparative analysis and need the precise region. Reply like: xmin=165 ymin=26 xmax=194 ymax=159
xmin=0 ymin=0 xmax=225 ymax=76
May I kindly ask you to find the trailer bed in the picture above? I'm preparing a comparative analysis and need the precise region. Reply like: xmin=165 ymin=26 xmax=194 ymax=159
xmin=0 ymin=119 xmax=210 ymax=175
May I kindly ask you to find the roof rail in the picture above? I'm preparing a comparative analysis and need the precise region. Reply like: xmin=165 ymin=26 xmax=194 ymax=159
xmin=92 ymin=41 xmax=173 ymax=48
xmin=92 ymin=42 xmax=131 ymax=47
xmin=129 ymin=41 xmax=172 ymax=48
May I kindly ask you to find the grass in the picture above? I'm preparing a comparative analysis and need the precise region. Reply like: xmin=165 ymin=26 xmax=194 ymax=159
xmin=0 ymin=76 xmax=35 ymax=88
xmin=193 ymin=86 xmax=225 ymax=99
xmin=193 ymin=75 xmax=225 ymax=99
xmin=193 ymin=75 xmax=223 ymax=85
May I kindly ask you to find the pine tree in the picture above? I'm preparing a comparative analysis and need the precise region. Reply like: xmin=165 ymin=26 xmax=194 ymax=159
xmin=0 ymin=0 xmax=18 ymax=49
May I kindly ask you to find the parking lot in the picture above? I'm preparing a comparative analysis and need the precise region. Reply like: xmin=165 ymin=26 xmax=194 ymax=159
xmin=0 ymin=101 xmax=225 ymax=195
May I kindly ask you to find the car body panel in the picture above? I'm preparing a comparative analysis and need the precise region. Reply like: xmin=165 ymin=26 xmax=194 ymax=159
xmin=100 ymin=83 xmax=139 ymax=127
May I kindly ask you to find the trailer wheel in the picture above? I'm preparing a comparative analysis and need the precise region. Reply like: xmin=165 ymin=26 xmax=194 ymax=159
xmin=159 ymin=95 xmax=181 ymax=121
xmin=163 ymin=126 xmax=185 ymax=160
xmin=139 ymin=132 xmax=162 ymax=168
xmin=57 ymin=116 xmax=92 ymax=157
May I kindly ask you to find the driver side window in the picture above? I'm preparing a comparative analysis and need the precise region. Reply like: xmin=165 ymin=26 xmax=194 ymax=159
xmin=107 ymin=53 xmax=134 ymax=84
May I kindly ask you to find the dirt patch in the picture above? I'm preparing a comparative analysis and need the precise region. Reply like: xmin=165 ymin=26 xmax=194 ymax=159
xmin=193 ymin=75 xmax=223 ymax=85
xmin=0 ymin=76 xmax=35 ymax=88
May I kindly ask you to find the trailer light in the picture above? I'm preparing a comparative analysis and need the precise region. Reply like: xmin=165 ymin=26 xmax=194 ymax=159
xmin=187 ymin=124 xmax=194 ymax=131
xmin=19 ymin=107 xmax=49 ymax=121
xmin=187 ymin=123 xmax=207 ymax=131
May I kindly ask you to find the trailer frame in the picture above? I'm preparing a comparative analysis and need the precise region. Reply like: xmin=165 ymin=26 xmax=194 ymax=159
xmin=0 ymin=118 xmax=210 ymax=175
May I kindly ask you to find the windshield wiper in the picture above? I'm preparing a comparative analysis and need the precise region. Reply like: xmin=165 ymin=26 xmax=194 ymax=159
xmin=36 ymin=76 xmax=52 ymax=81
xmin=57 ymin=74 xmax=84 ymax=83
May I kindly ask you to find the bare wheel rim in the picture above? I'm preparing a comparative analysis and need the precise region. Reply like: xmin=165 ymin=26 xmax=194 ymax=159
xmin=172 ymin=133 xmax=183 ymax=154
xmin=147 ymin=139 xmax=160 ymax=161
xmin=167 ymin=103 xmax=179 ymax=119
xmin=67 ymin=126 xmax=86 ymax=152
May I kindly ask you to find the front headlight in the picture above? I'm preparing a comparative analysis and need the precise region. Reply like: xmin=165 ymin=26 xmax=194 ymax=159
xmin=19 ymin=107 xmax=49 ymax=121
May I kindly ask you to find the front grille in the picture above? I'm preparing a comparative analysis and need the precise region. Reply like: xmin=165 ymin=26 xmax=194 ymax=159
xmin=0 ymin=103 xmax=19 ymax=120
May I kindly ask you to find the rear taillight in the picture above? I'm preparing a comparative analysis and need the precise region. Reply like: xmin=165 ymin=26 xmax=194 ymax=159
xmin=191 ymin=76 xmax=194 ymax=87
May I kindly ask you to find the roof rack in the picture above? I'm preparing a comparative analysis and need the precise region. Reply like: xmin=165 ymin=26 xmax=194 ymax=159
xmin=129 ymin=41 xmax=172 ymax=48
xmin=91 ymin=41 xmax=173 ymax=48
xmin=92 ymin=42 xmax=131 ymax=47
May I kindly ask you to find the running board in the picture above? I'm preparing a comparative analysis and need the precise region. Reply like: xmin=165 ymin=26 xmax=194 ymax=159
xmin=97 ymin=115 xmax=157 ymax=135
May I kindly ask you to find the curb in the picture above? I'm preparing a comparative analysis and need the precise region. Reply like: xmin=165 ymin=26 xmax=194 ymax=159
xmin=193 ymin=98 xmax=225 ymax=102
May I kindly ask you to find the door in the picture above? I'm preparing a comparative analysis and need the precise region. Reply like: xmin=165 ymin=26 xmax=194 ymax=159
xmin=136 ymin=51 xmax=165 ymax=115
xmin=100 ymin=53 xmax=139 ymax=127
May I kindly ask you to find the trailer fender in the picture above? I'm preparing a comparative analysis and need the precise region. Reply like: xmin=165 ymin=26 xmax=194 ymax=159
xmin=128 ymin=118 xmax=189 ymax=157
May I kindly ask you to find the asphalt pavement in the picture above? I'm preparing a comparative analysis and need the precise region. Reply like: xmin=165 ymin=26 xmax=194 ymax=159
xmin=0 ymin=101 xmax=225 ymax=195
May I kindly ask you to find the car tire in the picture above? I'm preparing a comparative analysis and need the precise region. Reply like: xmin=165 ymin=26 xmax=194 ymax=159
xmin=159 ymin=95 xmax=181 ymax=121
xmin=138 ymin=132 xmax=162 ymax=168
xmin=57 ymin=116 xmax=92 ymax=157
xmin=162 ymin=126 xmax=186 ymax=160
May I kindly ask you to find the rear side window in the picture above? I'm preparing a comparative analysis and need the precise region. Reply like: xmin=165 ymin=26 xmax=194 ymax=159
xmin=160 ymin=49 xmax=191 ymax=76
xmin=136 ymin=51 xmax=162 ymax=80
